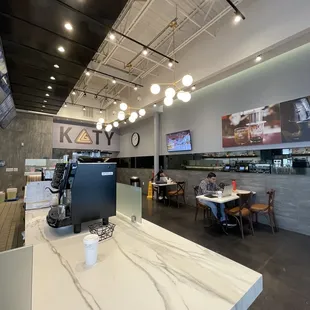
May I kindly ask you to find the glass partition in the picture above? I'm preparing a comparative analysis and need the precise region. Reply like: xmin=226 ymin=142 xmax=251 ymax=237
xmin=0 ymin=246 xmax=33 ymax=310
xmin=116 ymin=183 xmax=142 ymax=223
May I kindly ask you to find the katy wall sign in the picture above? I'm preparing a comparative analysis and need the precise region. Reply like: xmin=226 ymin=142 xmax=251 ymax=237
xmin=53 ymin=121 xmax=120 ymax=151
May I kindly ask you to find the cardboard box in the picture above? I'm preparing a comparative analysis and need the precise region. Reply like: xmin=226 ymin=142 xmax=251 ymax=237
xmin=0 ymin=192 xmax=5 ymax=203
xmin=7 ymin=188 xmax=17 ymax=200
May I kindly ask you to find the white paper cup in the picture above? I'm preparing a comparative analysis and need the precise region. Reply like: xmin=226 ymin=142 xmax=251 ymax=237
xmin=217 ymin=191 xmax=223 ymax=198
xmin=83 ymin=234 xmax=99 ymax=266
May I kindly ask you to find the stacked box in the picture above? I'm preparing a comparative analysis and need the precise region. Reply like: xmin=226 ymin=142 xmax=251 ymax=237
xmin=7 ymin=188 xmax=17 ymax=200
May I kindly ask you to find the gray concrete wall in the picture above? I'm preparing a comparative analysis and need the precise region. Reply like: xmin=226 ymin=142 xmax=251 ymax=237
xmin=117 ymin=167 xmax=310 ymax=236
xmin=0 ymin=113 xmax=53 ymax=195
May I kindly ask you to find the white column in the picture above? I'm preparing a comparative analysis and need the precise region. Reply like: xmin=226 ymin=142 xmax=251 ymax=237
xmin=154 ymin=112 xmax=160 ymax=174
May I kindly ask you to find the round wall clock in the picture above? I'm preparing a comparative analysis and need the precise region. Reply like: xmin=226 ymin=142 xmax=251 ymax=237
xmin=131 ymin=132 xmax=140 ymax=147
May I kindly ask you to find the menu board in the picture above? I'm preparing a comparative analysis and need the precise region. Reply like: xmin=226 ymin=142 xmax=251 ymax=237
xmin=221 ymin=96 xmax=310 ymax=147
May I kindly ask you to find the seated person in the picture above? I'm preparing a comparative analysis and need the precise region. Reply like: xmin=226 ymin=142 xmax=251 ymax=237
xmin=198 ymin=172 xmax=234 ymax=226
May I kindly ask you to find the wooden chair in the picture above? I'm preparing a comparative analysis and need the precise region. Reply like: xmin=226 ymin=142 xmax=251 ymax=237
xmin=193 ymin=186 xmax=213 ymax=226
xmin=225 ymin=192 xmax=254 ymax=239
xmin=168 ymin=182 xmax=186 ymax=208
xmin=250 ymin=189 xmax=277 ymax=234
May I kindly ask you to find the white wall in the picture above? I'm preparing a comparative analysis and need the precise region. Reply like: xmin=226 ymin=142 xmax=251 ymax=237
xmin=160 ymin=43 xmax=310 ymax=154
xmin=118 ymin=117 xmax=154 ymax=157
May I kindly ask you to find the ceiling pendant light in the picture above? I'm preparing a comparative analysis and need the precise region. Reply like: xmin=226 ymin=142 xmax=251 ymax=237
xmin=64 ymin=103 xmax=67 ymax=108
xmin=96 ymin=122 xmax=103 ymax=130
xmin=138 ymin=108 xmax=146 ymax=116
xmin=129 ymin=116 xmax=136 ymax=123
xmin=83 ymin=106 xmax=86 ymax=111
xmin=177 ymin=91 xmax=185 ymax=101
xmin=134 ymin=85 xmax=138 ymax=91
xmin=142 ymin=48 xmax=148 ymax=56
xmin=191 ymin=85 xmax=196 ymax=91
xmin=164 ymin=97 xmax=173 ymax=106
xmin=234 ymin=14 xmax=242 ymax=24
xmin=130 ymin=112 xmax=138 ymax=120
xmin=168 ymin=60 xmax=173 ymax=68
xmin=113 ymin=100 xmax=117 ymax=105
xmin=150 ymin=84 xmax=160 ymax=95
xmin=57 ymin=46 xmax=65 ymax=53
xmin=181 ymin=91 xmax=191 ymax=103
xmin=182 ymin=74 xmax=193 ymax=87
xmin=165 ymin=87 xmax=176 ymax=98
xmin=109 ymin=32 xmax=116 ymax=40
xmin=54 ymin=64 xmax=59 ymax=69
xmin=105 ymin=124 xmax=113 ymax=132
xmin=98 ymin=118 xmax=105 ymax=124
xmin=113 ymin=121 xmax=119 ymax=128
xmin=255 ymin=55 xmax=262 ymax=62
xmin=99 ymin=109 xmax=103 ymax=114
xmin=64 ymin=22 xmax=73 ymax=31
xmin=85 ymin=70 xmax=90 ymax=76
xmin=72 ymin=91 xmax=76 ymax=95
xmin=118 ymin=111 xmax=126 ymax=121
xmin=112 ymin=78 xmax=116 ymax=84
xmin=120 ymin=102 xmax=128 ymax=111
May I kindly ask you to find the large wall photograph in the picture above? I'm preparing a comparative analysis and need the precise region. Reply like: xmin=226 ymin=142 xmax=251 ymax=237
xmin=222 ymin=104 xmax=281 ymax=147
xmin=280 ymin=96 xmax=310 ymax=143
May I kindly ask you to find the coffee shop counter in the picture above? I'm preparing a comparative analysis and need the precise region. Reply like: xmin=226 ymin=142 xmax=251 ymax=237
xmin=26 ymin=208 xmax=262 ymax=310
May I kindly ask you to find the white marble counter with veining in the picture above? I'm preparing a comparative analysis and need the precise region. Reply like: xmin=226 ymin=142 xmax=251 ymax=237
xmin=26 ymin=209 xmax=262 ymax=310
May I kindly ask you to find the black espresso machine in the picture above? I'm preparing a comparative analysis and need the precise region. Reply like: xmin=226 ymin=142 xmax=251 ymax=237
xmin=46 ymin=160 xmax=116 ymax=233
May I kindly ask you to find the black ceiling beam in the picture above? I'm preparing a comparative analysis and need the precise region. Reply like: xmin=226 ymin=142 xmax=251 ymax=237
xmin=225 ymin=0 xmax=246 ymax=20
xmin=14 ymin=99 xmax=62 ymax=108
xmin=13 ymin=91 xmax=65 ymax=103
xmin=0 ymin=12 xmax=98 ymax=53
xmin=54 ymin=0 xmax=178 ymax=64
xmin=72 ymin=88 xmax=120 ymax=102
xmin=3 ymin=39 xmax=143 ymax=87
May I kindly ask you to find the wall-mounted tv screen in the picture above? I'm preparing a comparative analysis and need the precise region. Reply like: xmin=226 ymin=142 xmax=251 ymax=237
xmin=166 ymin=130 xmax=192 ymax=152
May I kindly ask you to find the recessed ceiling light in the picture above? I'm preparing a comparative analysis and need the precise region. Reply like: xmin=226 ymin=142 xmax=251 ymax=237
xmin=42 ymin=105 xmax=45 ymax=108
xmin=234 ymin=14 xmax=242 ymax=24
xmin=44 ymin=100 xmax=47 ymax=103
xmin=64 ymin=22 xmax=73 ymax=31
xmin=255 ymin=55 xmax=262 ymax=62
xmin=54 ymin=64 xmax=59 ymax=69
xmin=109 ymin=32 xmax=115 ymax=40
xmin=45 ymin=93 xmax=50 ymax=97
xmin=47 ymin=86 xmax=52 ymax=89
xmin=72 ymin=91 xmax=76 ymax=95
xmin=57 ymin=46 xmax=65 ymax=53
xmin=142 ymin=48 xmax=148 ymax=56
xmin=112 ymin=78 xmax=116 ymax=84
xmin=50 ymin=76 xmax=55 ymax=80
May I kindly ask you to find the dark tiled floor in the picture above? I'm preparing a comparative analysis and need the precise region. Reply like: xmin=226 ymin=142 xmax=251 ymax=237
xmin=142 ymin=197 xmax=310 ymax=310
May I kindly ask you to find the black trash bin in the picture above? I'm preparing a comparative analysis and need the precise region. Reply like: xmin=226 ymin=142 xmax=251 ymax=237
xmin=130 ymin=176 xmax=140 ymax=187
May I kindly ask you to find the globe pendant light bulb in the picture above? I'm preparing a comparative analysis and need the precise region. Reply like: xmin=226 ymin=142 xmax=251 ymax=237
xmin=113 ymin=121 xmax=119 ymax=128
xmin=129 ymin=116 xmax=136 ymax=123
xmin=138 ymin=108 xmax=146 ymax=116
xmin=105 ymin=124 xmax=112 ymax=132
xmin=165 ymin=87 xmax=176 ymax=98
xmin=164 ymin=97 xmax=173 ymax=106
xmin=150 ymin=84 xmax=161 ymax=95
xmin=181 ymin=91 xmax=191 ymax=102
xmin=118 ymin=111 xmax=126 ymax=121
xmin=120 ymin=102 xmax=128 ymax=111
xmin=182 ymin=74 xmax=193 ymax=87
xmin=177 ymin=91 xmax=185 ymax=101
xmin=96 ymin=122 xmax=102 ymax=130
xmin=131 ymin=112 xmax=138 ymax=119
xmin=98 ymin=118 xmax=104 ymax=124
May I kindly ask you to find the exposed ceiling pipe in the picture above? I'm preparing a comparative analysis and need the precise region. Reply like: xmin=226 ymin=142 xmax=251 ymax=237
xmin=104 ymin=0 xmax=243 ymax=110
xmin=73 ymin=0 xmax=155 ymax=105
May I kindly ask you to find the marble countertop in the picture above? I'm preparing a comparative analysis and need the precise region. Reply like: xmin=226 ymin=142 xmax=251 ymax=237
xmin=26 ymin=209 xmax=262 ymax=310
